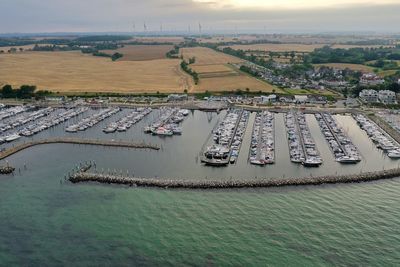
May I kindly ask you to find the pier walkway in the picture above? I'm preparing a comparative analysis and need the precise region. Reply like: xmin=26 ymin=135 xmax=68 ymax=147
xmin=201 ymin=109 xmax=244 ymax=165
xmin=293 ymin=112 xmax=307 ymax=162
xmin=319 ymin=113 xmax=348 ymax=157
xmin=0 ymin=138 xmax=159 ymax=160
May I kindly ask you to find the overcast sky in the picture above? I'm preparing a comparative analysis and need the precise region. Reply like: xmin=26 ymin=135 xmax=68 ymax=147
xmin=1 ymin=0 xmax=400 ymax=33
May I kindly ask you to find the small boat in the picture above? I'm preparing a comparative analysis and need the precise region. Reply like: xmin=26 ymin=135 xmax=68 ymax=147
xmin=144 ymin=126 xmax=152 ymax=133
xmin=5 ymin=133 xmax=21 ymax=142
xmin=388 ymin=150 xmax=400 ymax=159
xmin=336 ymin=156 xmax=358 ymax=164
xmin=65 ymin=126 xmax=78 ymax=133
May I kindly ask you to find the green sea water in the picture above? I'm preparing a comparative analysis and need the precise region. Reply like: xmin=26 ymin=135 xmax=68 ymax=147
xmin=1 ymin=156 xmax=400 ymax=266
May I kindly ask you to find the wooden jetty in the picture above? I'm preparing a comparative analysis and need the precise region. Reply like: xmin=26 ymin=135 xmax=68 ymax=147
xmin=0 ymin=138 xmax=160 ymax=160
xmin=69 ymin=167 xmax=400 ymax=190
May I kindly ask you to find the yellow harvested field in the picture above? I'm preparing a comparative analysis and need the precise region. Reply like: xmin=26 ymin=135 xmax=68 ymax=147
xmin=0 ymin=45 xmax=36 ymax=52
xmin=180 ymin=47 xmax=279 ymax=92
xmin=220 ymin=44 xmax=326 ymax=52
xmin=180 ymin=47 xmax=243 ymax=65
xmin=0 ymin=51 xmax=193 ymax=93
xmin=191 ymin=64 xmax=236 ymax=74
xmin=191 ymin=64 xmax=238 ymax=79
xmin=194 ymin=75 xmax=282 ymax=93
xmin=314 ymin=63 xmax=374 ymax=73
xmin=101 ymin=45 xmax=174 ymax=61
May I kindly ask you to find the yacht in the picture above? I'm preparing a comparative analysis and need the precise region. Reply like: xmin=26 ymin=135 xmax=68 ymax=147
xmin=5 ymin=133 xmax=21 ymax=142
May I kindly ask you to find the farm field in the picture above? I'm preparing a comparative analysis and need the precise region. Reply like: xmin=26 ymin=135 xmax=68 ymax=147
xmin=126 ymin=37 xmax=185 ymax=44
xmin=314 ymin=63 xmax=374 ymax=73
xmin=0 ymin=51 xmax=193 ymax=93
xmin=190 ymin=64 xmax=239 ymax=78
xmin=0 ymin=44 xmax=36 ymax=53
xmin=193 ymin=74 xmax=281 ymax=93
xmin=101 ymin=45 xmax=174 ymax=61
xmin=190 ymin=64 xmax=234 ymax=74
xmin=220 ymin=43 xmax=326 ymax=52
xmin=376 ymin=69 xmax=398 ymax=77
xmin=180 ymin=47 xmax=281 ymax=93
xmin=180 ymin=47 xmax=243 ymax=65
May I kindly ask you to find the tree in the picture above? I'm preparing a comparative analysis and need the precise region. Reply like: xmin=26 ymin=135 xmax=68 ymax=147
xmin=111 ymin=52 xmax=123 ymax=61
xmin=1 ymin=85 xmax=14 ymax=98
xmin=188 ymin=57 xmax=196 ymax=64
xmin=17 ymin=85 xmax=36 ymax=98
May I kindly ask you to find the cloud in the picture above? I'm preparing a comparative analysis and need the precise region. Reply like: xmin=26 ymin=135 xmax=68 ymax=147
xmin=0 ymin=0 xmax=399 ymax=33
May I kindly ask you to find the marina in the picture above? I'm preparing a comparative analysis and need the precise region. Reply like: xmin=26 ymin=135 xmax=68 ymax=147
xmin=65 ymin=108 xmax=120 ymax=133
xmin=19 ymin=107 xmax=88 ymax=137
xmin=103 ymin=108 xmax=152 ymax=133
xmin=315 ymin=113 xmax=361 ymax=163
xmin=0 ymin=104 xmax=400 ymax=180
xmin=201 ymin=109 xmax=249 ymax=166
xmin=249 ymin=111 xmax=275 ymax=165
xmin=144 ymin=107 xmax=188 ymax=136
xmin=353 ymin=114 xmax=400 ymax=159
xmin=0 ymin=105 xmax=29 ymax=121
xmin=0 ymin=107 xmax=53 ymax=135
xmin=285 ymin=111 xmax=323 ymax=167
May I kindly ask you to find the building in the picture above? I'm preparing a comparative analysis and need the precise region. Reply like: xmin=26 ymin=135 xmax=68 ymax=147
xmin=167 ymin=94 xmax=188 ymax=102
xmin=260 ymin=94 xmax=277 ymax=103
xmin=359 ymin=89 xmax=378 ymax=103
xmin=378 ymin=90 xmax=397 ymax=104
xmin=294 ymin=95 xmax=308 ymax=104
xmin=360 ymin=73 xmax=385 ymax=86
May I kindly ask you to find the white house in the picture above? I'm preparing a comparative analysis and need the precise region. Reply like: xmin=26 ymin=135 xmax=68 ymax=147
xmin=359 ymin=89 xmax=378 ymax=103
xmin=378 ymin=90 xmax=397 ymax=104
xmin=261 ymin=94 xmax=277 ymax=103
xmin=294 ymin=95 xmax=308 ymax=103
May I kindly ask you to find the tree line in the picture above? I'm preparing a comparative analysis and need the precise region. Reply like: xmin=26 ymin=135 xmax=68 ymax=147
xmin=180 ymin=60 xmax=199 ymax=84
xmin=0 ymin=85 xmax=37 ymax=99
xmin=306 ymin=46 xmax=400 ymax=64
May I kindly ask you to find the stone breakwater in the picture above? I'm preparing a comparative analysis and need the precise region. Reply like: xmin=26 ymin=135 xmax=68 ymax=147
xmin=0 ymin=138 xmax=159 ymax=160
xmin=0 ymin=166 xmax=15 ymax=174
xmin=69 ymin=167 xmax=400 ymax=189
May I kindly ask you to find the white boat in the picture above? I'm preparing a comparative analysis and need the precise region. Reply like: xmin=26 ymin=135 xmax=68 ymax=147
xmin=5 ymin=133 xmax=21 ymax=142
xmin=388 ymin=150 xmax=400 ymax=159
xmin=65 ymin=126 xmax=78 ymax=133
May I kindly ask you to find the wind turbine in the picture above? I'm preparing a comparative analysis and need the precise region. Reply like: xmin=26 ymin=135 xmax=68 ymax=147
xmin=199 ymin=22 xmax=202 ymax=37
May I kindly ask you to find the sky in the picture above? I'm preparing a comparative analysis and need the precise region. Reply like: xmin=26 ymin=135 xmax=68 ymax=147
xmin=1 ymin=0 xmax=400 ymax=34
